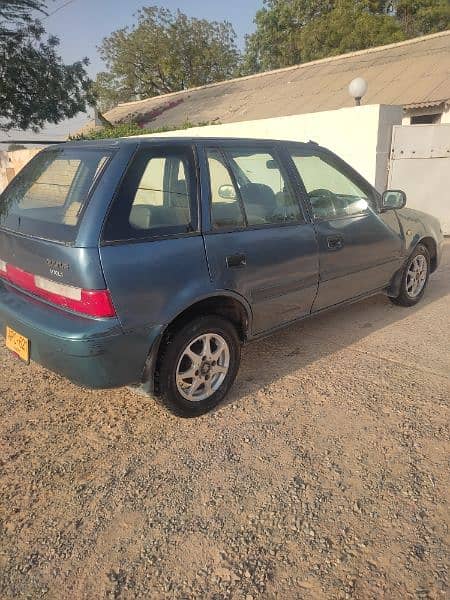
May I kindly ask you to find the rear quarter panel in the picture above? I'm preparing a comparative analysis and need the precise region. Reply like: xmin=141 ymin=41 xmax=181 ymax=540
xmin=100 ymin=236 xmax=214 ymax=332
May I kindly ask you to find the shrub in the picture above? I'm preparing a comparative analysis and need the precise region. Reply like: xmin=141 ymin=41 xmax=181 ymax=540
xmin=70 ymin=120 xmax=216 ymax=141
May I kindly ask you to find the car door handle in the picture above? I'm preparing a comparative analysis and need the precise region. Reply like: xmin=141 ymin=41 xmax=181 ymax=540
xmin=327 ymin=235 xmax=344 ymax=250
xmin=226 ymin=253 xmax=247 ymax=268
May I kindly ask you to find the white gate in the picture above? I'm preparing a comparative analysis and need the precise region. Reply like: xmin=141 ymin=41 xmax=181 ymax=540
xmin=388 ymin=124 xmax=450 ymax=235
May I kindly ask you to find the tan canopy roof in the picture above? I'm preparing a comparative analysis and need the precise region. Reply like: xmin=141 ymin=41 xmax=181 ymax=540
xmin=80 ymin=30 xmax=450 ymax=134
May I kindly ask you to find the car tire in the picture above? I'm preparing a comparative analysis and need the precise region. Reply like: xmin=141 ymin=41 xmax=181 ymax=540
xmin=390 ymin=243 xmax=430 ymax=307
xmin=157 ymin=315 xmax=241 ymax=417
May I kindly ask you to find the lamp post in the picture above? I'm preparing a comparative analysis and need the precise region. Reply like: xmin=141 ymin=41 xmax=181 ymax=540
xmin=348 ymin=77 xmax=368 ymax=106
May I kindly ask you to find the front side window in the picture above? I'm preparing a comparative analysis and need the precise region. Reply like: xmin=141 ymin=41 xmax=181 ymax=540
xmin=207 ymin=146 xmax=302 ymax=229
xmin=290 ymin=154 xmax=373 ymax=220
xmin=103 ymin=148 xmax=195 ymax=241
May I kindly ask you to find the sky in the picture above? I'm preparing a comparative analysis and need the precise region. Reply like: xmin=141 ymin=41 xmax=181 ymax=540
xmin=1 ymin=0 xmax=262 ymax=146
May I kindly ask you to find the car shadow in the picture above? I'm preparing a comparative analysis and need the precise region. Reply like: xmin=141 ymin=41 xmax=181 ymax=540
xmin=218 ymin=250 xmax=450 ymax=411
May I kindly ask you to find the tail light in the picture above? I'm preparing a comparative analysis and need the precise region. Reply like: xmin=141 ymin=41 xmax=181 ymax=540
xmin=0 ymin=260 xmax=115 ymax=318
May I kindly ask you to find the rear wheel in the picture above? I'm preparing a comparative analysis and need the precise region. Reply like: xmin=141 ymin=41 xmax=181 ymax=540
xmin=390 ymin=243 xmax=430 ymax=307
xmin=157 ymin=316 xmax=241 ymax=417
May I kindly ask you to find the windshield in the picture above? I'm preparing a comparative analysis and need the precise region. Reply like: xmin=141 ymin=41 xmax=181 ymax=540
xmin=0 ymin=147 xmax=111 ymax=243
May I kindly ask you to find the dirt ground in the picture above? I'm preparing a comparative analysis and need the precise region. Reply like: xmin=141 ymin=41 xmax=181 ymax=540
xmin=0 ymin=243 xmax=449 ymax=600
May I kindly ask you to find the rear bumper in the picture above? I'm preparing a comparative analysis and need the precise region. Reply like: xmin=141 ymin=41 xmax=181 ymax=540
xmin=0 ymin=281 xmax=160 ymax=389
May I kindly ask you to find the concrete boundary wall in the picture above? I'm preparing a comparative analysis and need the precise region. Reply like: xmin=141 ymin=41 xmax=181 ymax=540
xmin=139 ymin=104 xmax=403 ymax=192
xmin=0 ymin=105 xmax=403 ymax=194
xmin=0 ymin=148 xmax=41 ymax=193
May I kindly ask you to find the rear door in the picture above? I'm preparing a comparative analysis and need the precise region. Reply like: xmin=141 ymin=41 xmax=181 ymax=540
xmin=201 ymin=142 xmax=319 ymax=335
xmin=99 ymin=143 xmax=211 ymax=331
xmin=288 ymin=147 xmax=403 ymax=311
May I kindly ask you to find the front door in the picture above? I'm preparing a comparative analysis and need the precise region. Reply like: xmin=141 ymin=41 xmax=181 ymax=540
xmin=201 ymin=143 xmax=319 ymax=335
xmin=288 ymin=148 xmax=403 ymax=311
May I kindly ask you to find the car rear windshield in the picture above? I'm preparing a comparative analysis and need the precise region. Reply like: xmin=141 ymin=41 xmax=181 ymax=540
xmin=0 ymin=147 xmax=111 ymax=243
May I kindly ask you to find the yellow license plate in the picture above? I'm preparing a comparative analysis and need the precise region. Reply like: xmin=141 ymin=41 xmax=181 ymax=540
xmin=6 ymin=326 xmax=30 ymax=363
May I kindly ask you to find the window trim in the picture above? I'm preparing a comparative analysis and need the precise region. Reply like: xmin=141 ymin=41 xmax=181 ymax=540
xmin=205 ymin=143 xmax=306 ymax=233
xmin=101 ymin=144 xmax=200 ymax=244
xmin=285 ymin=146 xmax=380 ymax=223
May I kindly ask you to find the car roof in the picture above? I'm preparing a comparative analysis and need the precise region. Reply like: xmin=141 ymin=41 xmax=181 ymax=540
xmin=59 ymin=136 xmax=322 ymax=150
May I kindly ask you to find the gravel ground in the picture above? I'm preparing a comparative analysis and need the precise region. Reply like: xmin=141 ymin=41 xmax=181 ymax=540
xmin=0 ymin=242 xmax=449 ymax=600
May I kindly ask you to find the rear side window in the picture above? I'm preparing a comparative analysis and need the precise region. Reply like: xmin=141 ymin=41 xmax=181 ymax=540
xmin=206 ymin=146 xmax=302 ymax=229
xmin=103 ymin=148 xmax=196 ymax=242
xmin=0 ymin=148 xmax=110 ymax=242
xmin=206 ymin=149 xmax=245 ymax=229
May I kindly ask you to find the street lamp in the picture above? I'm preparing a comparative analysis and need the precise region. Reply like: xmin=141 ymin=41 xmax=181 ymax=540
xmin=348 ymin=77 xmax=368 ymax=106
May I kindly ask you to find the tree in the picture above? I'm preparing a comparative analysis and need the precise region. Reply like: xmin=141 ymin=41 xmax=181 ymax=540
xmin=0 ymin=0 xmax=46 ymax=35
xmin=392 ymin=0 xmax=450 ymax=37
xmin=243 ymin=0 xmax=450 ymax=73
xmin=242 ymin=0 xmax=334 ymax=73
xmin=298 ymin=0 xmax=405 ymax=63
xmin=0 ymin=0 xmax=95 ymax=131
xmin=95 ymin=6 xmax=240 ymax=110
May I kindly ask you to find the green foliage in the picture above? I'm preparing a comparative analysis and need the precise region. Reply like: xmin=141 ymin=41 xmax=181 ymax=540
xmin=299 ymin=0 xmax=405 ymax=63
xmin=70 ymin=122 xmax=145 ymax=140
xmin=7 ymin=143 xmax=26 ymax=151
xmin=70 ymin=120 xmax=214 ymax=141
xmin=0 ymin=0 xmax=95 ymax=132
xmin=393 ymin=0 xmax=450 ymax=36
xmin=242 ymin=1 xmax=334 ymax=73
xmin=94 ymin=6 xmax=240 ymax=110
xmin=0 ymin=0 xmax=46 ymax=36
xmin=243 ymin=0 xmax=450 ymax=73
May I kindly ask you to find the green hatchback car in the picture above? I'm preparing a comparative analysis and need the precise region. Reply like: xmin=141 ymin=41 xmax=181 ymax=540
xmin=0 ymin=137 xmax=444 ymax=416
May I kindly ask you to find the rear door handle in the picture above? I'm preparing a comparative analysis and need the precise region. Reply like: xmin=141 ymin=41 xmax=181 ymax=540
xmin=327 ymin=235 xmax=344 ymax=251
xmin=226 ymin=253 xmax=247 ymax=268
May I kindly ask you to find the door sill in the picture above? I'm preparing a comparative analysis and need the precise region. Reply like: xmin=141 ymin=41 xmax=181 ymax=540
xmin=311 ymin=287 xmax=387 ymax=315
xmin=248 ymin=287 xmax=387 ymax=342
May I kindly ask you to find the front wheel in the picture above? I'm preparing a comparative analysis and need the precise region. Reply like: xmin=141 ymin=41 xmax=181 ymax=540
xmin=390 ymin=243 xmax=430 ymax=307
xmin=157 ymin=316 xmax=241 ymax=417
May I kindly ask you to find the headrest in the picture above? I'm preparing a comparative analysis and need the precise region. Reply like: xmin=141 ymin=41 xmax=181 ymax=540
xmin=239 ymin=183 xmax=276 ymax=208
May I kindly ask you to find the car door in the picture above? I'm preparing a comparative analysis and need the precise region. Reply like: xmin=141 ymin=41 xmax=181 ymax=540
xmin=100 ymin=143 xmax=211 ymax=332
xmin=200 ymin=142 xmax=319 ymax=335
xmin=287 ymin=146 xmax=404 ymax=311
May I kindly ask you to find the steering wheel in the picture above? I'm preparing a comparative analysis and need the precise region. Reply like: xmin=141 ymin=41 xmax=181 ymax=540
xmin=308 ymin=188 xmax=339 ymax=219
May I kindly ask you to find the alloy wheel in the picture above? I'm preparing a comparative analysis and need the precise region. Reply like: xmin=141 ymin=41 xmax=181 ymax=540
xmin=176 ymin=333 xmax=230 ymax=402
xmin=406 ymin=254 xmax=428 ymax=298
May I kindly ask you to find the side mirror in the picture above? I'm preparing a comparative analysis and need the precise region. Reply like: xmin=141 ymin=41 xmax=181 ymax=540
xmin=218 ymin=184 xmax=236 ymax=200
xmin=381 ymin=189 xmax=406 ymax=211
